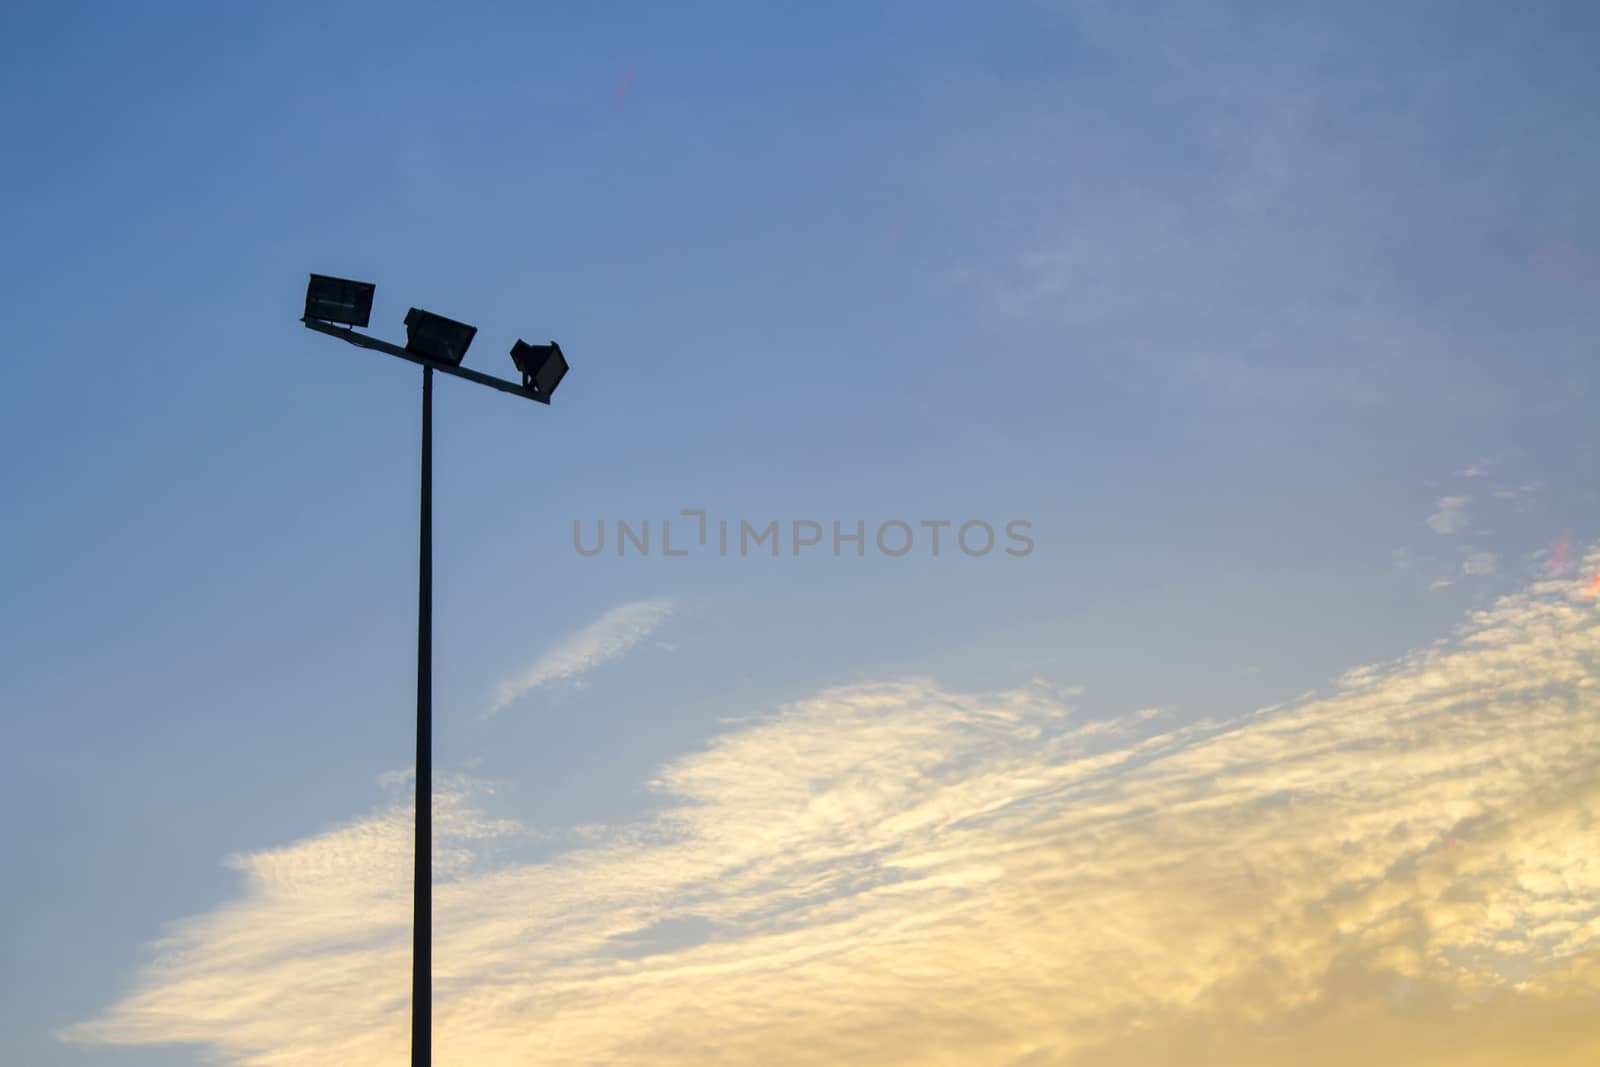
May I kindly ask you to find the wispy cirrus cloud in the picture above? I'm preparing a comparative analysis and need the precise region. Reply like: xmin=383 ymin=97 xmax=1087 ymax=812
xmin=67 ymin=552 xmax=1600 ymax=1066
xmin=489 ymin=598 xmax=673 ymax=714
xmin=1426 ymin=495 xmax=1471 ymax=535
xmin=926 ymin=5 xmax=1595 ymax=424
xmin=1494 ymin=481 xmax=1541 ymax=507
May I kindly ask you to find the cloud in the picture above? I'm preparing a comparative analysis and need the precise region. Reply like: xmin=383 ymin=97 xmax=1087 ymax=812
xmin=1463 ymin=551 xmax=1500 ymax=576
xmin=488 ymin=598 xmax=673 ymax=713
xmin=1494 ymin=482 xmax=1541 ymax=503
xmin=66 ymin=552 xmax=1600 ymax=1066
xmin=1426 ymin=496 xmax=1470 ymax=535
xmin=923 ymin=5 xmax=1594 ymax=423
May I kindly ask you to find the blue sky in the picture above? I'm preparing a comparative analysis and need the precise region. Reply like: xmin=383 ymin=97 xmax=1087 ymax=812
xmin=3 ymin=3 xmax=1600 ymax=1065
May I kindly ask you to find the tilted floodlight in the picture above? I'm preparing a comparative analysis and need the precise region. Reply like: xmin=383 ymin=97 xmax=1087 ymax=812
xmin=510 ymin=340 xmax=569 ymax=397
xmin=305 ymin=274 xmax=375 ymax=327
xmin=403 ymin=308 xmax=477 ymax=368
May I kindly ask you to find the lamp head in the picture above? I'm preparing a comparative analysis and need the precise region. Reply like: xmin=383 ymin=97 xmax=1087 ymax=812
xmin=304 ymin=274 xmax=375 ymax=327
xmin=510 ymin=340 xmax=569 ymax=398
xmin=403 ymin=308 xmax=477 ymax=367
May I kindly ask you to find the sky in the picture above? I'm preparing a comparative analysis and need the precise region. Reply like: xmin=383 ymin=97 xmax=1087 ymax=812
xmin=2 ymin=2 xmax=1599 ymax=1064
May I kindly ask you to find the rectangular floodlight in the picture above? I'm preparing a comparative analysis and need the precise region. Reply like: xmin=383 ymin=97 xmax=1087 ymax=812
xmin=510 ymin=340 xmax=569 ymax=397
xmin=403 ymin=308 xmax=477 ymax=367
xmin=304 ymin=274 xmax=375 ymax=327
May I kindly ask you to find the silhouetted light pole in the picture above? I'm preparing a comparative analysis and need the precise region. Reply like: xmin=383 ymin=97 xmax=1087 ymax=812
xmin=301 ymin=274 xmax=570 ymax=1067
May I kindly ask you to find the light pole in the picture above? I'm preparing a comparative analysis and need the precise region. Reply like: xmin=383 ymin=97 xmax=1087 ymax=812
xmin=301 ymin=274 xmax=570 ymax=1067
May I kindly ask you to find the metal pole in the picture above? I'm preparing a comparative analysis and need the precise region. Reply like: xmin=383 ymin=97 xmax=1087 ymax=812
xmin=412 ymin=366 xmax=432 ymax=1067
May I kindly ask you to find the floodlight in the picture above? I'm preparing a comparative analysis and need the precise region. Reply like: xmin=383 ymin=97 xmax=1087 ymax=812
xmin=510 ymin=340 xmax=569 ymax=397
xmin=403 ymin=308 xmax=477 ymax=367
xmin=305 ymin=274 xmax=375 ymax=327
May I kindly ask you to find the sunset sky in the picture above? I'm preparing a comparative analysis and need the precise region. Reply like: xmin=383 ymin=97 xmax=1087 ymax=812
xmin=3 ymin=3 xmax=1599 ymax=1065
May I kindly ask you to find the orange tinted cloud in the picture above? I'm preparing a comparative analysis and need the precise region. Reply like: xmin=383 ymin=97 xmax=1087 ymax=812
xmin=68 ymin=557 xmax=1600 ymax=1066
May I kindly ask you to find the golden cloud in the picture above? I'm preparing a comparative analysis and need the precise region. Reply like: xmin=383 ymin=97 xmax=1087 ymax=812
xmin=68 ymin=562 xmax=1600 ymax=1065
